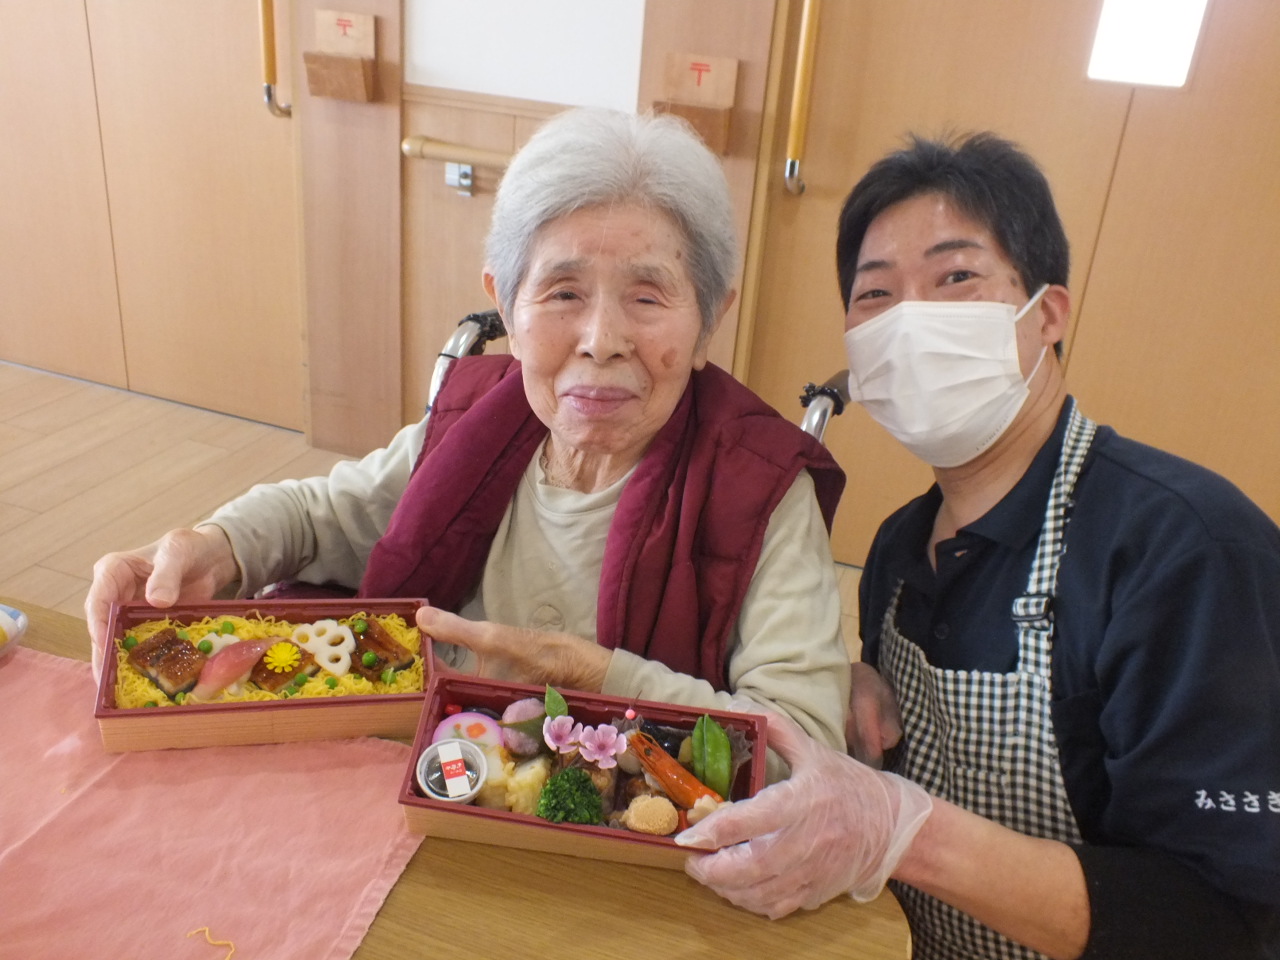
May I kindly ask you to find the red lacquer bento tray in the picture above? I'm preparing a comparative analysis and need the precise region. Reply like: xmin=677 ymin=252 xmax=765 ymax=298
xmin=398 ymin=672 xmax=768 ymax=870
xmin=95 ymin=597 xmax=428 ymax=752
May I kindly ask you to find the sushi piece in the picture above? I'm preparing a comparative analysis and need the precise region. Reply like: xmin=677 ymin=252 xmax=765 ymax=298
xmin=126 ymin=627 xmax=207 ymax=699
xmin=349 ymin=617 xmax=415 ymax=682
xmin=431 ymin=711 xmax=504 ymax=748
xmin=249 ymin=639 xmax=320 ymax=693
xmin=190 ymin=639 xmax=275 ymax=700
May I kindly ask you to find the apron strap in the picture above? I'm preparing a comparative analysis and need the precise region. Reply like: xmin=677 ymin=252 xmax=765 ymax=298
xmin=1015 ymin=398 xmax=1098 ymax=675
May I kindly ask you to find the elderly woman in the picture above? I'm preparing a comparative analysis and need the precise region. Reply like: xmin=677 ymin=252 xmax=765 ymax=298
xmin=86 ymin=108 xmax=850 ymax=755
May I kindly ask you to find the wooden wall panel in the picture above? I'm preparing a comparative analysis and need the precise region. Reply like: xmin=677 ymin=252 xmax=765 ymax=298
xmin=88 ymin=0 xmax=305 ymax=429
xmin=1067 ymin=0 xmax=1280 ymax=520
xmin=636 ymin=0 xmax=779 ymax=373
xmin=0 ymin=1 xmax=125 ymax=385
xmin=745 ymin=0 xmax=1133 ymax=565
xmin=399 ymin=89 xmax=556 ymax=422
xmin=297 ymin=0 xmax=403 ymax=453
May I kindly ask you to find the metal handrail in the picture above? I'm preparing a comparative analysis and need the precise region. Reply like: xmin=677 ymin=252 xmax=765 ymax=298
xmin=784 ymin=0 xmax=821 ymax=195
xmin=258 ymin=0 xmax=291 ymax=118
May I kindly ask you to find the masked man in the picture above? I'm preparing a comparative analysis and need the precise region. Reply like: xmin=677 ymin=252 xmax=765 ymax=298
xmin=678 ymin=133 xmax=1280 ymax=960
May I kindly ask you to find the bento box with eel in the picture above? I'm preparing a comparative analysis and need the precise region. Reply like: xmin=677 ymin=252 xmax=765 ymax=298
xmin=95 ymin=598 xmax=428 ymax=751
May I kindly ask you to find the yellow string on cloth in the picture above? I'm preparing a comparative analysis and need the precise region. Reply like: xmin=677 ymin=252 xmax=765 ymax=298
xmin=187 ymin=927 xmax=237 ymax=960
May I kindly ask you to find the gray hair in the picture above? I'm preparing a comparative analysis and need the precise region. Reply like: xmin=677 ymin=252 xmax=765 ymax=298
xmin=484 ymin=108 xmax=737 ymax=335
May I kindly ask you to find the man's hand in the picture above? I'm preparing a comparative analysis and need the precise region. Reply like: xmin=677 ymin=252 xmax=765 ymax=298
xmin=677 ymin=706 xmax=932 ymax=918
xmin=846 ymin=661 xmax=903 ymax=767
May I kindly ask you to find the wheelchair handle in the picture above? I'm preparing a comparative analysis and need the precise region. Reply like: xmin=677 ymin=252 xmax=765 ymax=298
xmin=426 ymin=311 xmax=507 ymax=412
xmin=799 ymin=370 xmax=850 ymax=442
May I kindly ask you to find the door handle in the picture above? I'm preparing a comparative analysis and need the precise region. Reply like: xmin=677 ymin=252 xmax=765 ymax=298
xmin=259 ymin=0 xmax=292 ymax=118
xmin=784 ymin=0 xmax=821 ymax=195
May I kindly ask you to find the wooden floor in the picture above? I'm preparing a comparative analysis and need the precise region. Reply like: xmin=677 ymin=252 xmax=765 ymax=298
xmin=0 ymin=359 xmax=861 ymax=657
xmin=0 ymin=361 xmax=351 ymax=619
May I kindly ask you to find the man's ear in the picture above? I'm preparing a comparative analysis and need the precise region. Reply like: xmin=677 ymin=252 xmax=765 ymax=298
xmin=482 ymin=269 xmax=519 ymax=358
xmin=693 ymin=290 xmax=736 ymax=370
xmin=1039 ymin=284 xmax=1071 ymax=349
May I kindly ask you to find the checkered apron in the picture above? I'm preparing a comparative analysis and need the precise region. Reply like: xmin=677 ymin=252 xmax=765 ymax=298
xmin=880 ymin=400 xmax=1097 ymax=960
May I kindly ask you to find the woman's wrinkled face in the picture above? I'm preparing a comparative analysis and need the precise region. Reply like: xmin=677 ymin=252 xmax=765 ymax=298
xmin=495 ymin=204 xmax=711 ymax=463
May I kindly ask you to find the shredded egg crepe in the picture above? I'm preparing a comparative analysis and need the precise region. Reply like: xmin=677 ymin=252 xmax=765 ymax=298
xmin=113 ymin=612 xmax=423 ymax=708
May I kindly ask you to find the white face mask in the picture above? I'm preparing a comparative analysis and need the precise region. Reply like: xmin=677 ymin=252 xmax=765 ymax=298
xmin=844 ymin=285 xmax=1050 ymax=468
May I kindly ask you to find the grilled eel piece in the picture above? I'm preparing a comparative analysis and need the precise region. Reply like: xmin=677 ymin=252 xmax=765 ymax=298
xmin=126 ymin=627 xmax=207 ymax=699
xmin=350 ymin=617 xmax=415 ymax=681
xmin=249 ymin=639 xmax=320 ymax=693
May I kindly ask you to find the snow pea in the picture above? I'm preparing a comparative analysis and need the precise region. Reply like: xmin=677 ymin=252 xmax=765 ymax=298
xmin=692 ymin=714 xmax=733 ymax=799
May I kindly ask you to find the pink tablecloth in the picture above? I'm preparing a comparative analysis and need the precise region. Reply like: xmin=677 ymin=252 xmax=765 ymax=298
xmin=0 ymin=647 xmax=422 ymax=960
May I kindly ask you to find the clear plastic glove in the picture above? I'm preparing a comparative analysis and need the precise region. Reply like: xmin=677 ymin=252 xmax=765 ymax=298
xmin=677 ymin=705 xmax=932 ymax=919
xmin=846 ymin=662 xmax=904 ymax=768
xmin=86 ymin=525 xmax=238 ymax=680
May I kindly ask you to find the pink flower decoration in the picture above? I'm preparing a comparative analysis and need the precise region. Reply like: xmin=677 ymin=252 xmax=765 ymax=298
xmin=576 ymin=724 xmax=628 ymax=769
xmin=543 ymin=715 xmax=582 ymax=754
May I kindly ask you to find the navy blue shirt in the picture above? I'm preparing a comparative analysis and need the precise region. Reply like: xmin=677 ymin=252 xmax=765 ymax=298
xmin=860 ymin=399 xmax=1280 ymax=957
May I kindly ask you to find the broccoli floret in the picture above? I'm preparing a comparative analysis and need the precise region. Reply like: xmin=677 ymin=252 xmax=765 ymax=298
xmin=535 ymin=766 xmax=603 ymax=825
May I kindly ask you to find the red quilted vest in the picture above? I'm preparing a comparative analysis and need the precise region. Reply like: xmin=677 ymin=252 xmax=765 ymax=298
xmin=359 ymin=355 xmax=844 ymax=689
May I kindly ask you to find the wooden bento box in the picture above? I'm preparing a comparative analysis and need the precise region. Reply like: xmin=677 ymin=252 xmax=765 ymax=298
xmin=95 ymin=597 xmax=427 ymax=752
xmin=398 ymin=672 xmax=768 ymax=870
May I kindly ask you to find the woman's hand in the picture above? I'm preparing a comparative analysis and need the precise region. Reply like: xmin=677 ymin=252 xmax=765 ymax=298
xmin=846 ymin=662 xmax=903 ymax=767
xmin=86 ymin=525 xmax=238 ymax=679
xmin=415 ymin=606 xmax=611 ymax=693
xmin=676 ymin=706 xmax=933 ymax=919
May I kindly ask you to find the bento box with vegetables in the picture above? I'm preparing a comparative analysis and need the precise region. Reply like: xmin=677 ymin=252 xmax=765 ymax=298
xmin=398 ymin=674 xmax=767 ymax=870
xmin=95 ymin=598 xmax=428 ymax=752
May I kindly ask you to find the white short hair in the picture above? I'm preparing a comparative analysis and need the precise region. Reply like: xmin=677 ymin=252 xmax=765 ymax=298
xmin=485 ymin=108 xmax=736 ymax=334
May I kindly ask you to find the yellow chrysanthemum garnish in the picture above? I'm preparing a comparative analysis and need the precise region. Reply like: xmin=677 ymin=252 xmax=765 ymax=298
xmin=263 ymin=641 xmax=301 ymax=673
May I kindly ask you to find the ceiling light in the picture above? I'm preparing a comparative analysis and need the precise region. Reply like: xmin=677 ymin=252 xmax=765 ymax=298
xmin=1088 ymin=0 xmax=1211 ymax=87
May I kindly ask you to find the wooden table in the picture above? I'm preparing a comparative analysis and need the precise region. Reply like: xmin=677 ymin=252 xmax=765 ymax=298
xmin=10 ymin=597 xmax=911 ymax=960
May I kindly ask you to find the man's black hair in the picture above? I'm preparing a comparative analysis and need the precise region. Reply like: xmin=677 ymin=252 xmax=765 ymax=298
xmin=836 ymin=133 xmax=1070 ymax=313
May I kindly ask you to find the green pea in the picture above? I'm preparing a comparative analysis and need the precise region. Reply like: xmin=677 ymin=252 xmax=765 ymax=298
xmin=361 ymin=651 xmax=378 ymax=668
xmin=197 ymin=639 xmax=214 ymax=654
xmin=122 ymin=636 xmax=138 ymax=650
xmin=174 ymin=692 xmax=186 ymax=705
xmin=221 ymin=620 xmax=235 ymax=634
xmin=143 ymin=701 xmax=158 ymax=708
xmin=380 ymin=667 xmax=395 ymax=685
xmin=325 ymin=676 xmax=338 ymax=689
xmin=353 ymin=619 xmax=368 ymax=634
xmin=293 ymin=673 xmax=308 ymax=688
xmin=176 ymin=629 xmax=189 ymax=641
